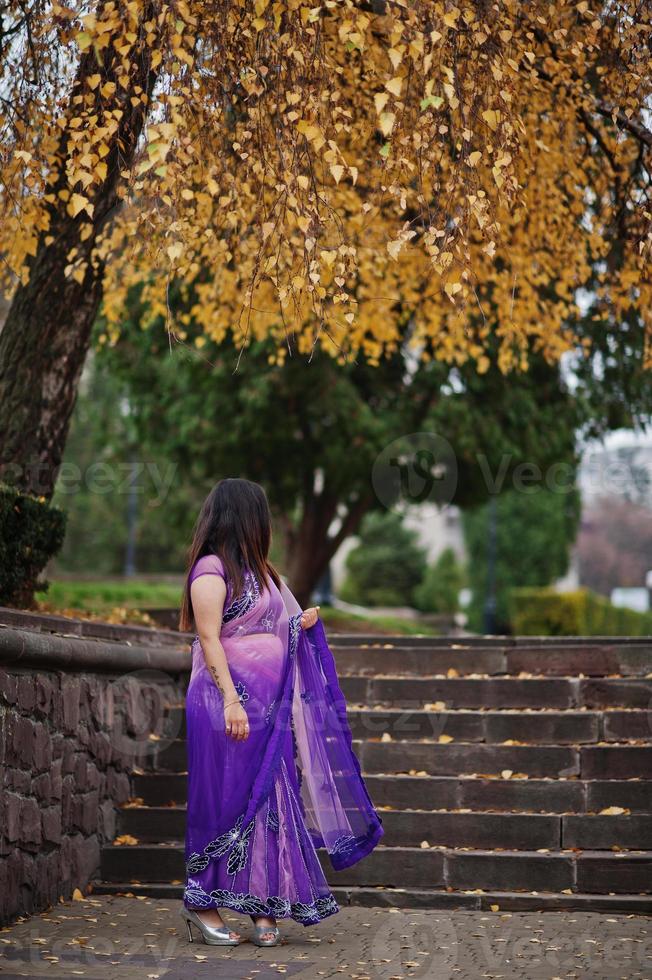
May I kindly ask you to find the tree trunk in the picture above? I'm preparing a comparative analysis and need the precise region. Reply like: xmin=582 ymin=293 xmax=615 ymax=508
xmin=283 ymin=490 xmax=375 ymax=606
xmin=0 ymin=4 xmax=159 ymax=499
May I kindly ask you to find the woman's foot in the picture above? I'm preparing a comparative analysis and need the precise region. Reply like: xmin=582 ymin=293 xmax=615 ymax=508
xmin=194 ymin=908 xmax=240 ymax=941
xmin=251 ymin=914 xmax=277 ymax=942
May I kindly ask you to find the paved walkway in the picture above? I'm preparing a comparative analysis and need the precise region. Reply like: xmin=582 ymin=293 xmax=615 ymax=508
xmin=0 ymin=895 xmax=650 ymax=980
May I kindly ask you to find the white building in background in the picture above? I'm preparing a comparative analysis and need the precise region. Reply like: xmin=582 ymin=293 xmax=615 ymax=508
xmin=330 ymin=430 xmax=652 ymax=598
xmin=330 ymin=503 xmax=465 ymax=592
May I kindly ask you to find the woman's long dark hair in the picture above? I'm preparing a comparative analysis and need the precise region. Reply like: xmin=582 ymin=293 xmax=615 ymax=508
xmin=179 ymin=478 xmax=282 ymax=631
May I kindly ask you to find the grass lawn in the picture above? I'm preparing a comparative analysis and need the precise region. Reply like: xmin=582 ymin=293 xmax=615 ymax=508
xmin=37 ymin=579 xmax=439 ymax=635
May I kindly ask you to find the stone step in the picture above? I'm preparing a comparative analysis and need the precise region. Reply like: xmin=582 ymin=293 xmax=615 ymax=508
xmin=359 ymin=741 xmax=652 ymax=779
xmin=143 ymin=738 xmax=651 ymax=779
xmin=163 ymin=706 xmax=650 ymax=744
xmin=332 ymin=643 xmax=652 ymax=678
xmin=91 ymin=880 xmax=652 ymax=913
xmin=99 ymin=843 xmax=652 ymax=894
xmin=116 ymin=804 xmax=652 ymax=850
xmin=340 ymin=675 xmax=652 ymax=709
xmin=132 ymin=771 xmax=652 ymax=813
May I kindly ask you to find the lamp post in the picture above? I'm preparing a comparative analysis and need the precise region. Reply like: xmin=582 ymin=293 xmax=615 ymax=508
xmin=483 ymin=494 xmax=498 ymax=635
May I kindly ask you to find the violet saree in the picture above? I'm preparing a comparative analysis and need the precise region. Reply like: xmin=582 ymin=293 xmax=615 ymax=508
xmin=183 ymin=554 xmax=384 ymax=925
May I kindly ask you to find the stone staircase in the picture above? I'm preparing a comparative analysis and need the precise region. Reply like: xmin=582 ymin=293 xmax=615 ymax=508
xmin=93 ymin=636 xmax=652 ymax=912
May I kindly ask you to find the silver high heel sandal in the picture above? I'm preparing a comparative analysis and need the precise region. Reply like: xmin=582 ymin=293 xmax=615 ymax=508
xmin=250 ymin=914 xmax=281 ymax=947
xmin=180 ymin=906 xmax=241 ymax=946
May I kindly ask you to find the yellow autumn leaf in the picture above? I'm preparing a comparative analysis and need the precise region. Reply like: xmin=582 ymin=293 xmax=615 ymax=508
xmin=374 ymin=92 xmax=389 ymax=115
xmin=468 ymin=151 xmax=482 ymax=166
xmin=385 ymin=76 xmax=403 ymax=97
xmin=330 ymin=164 xmax=345 ymax=184
xmin=444 ymin=282 xmax=462 ymax=299
xmin=443 ymin=7 xmax=461 ymax=27
xmin=379 ymin=112 xmax=396 ymax=137
xmin=68 ymin=193 xmax=92 ymax=218
xmin=167 ymin=242 xmax=183 ymax=262
xmin=438 ymin=734 xmax=454 ymax=743
xmin=481 ymin=109 xmax=501 ymax=131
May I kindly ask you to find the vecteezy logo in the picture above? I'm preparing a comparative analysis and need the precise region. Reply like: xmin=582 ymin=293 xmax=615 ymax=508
xmin=372 ymin=432 xmax=458 ymax=511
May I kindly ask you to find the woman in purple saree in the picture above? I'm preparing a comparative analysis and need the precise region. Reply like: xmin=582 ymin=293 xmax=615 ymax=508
xmin=178 ymin=479 xmax=383 ymax=946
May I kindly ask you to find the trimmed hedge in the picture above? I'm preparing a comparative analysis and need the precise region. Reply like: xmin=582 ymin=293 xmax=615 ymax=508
xmin=509 ymin=586 xmax=652 ymax=637
xmin=0 ymin=483 xmax=67 ymax=607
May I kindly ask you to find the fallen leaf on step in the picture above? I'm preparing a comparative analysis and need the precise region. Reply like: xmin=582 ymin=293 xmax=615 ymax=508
xmin=381 ymin=732 xmax=393 ymax=742
xmin=490 ymin=904 xmax=500 ymax=912
xmin=599 ymin=806 xmax=629 ymax=815
xmin=72 ymin=889 xmax=85 ymax=901
xmin=438 ymin=734 xmax=454 ymax=743
xmin=113 ymin=835 xmax=139 ymax=846
xmin=501 ymin=770 xmax=513 ymax=779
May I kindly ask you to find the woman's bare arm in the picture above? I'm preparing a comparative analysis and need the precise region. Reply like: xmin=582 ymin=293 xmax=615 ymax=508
xmin=191 ymin=574 xmax=249 ymax=740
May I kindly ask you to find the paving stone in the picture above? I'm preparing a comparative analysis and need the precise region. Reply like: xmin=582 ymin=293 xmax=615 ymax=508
xmin=2 ymin=896 xmax=652 ymax=980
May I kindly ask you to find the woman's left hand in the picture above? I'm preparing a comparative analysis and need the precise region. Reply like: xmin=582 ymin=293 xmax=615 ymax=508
xmin=300 ymin=606 xmax=320 ymax=629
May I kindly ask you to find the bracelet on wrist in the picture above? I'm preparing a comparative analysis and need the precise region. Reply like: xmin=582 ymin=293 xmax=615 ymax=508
xmin=223 ymin=696 xmax=240 ymax=708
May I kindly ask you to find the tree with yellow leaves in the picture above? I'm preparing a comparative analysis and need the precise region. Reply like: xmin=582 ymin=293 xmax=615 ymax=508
xmin=0 ymin=0 xmax=650 ymax=497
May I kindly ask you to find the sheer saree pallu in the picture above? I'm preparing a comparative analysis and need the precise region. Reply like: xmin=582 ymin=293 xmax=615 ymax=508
xmin=183 ymin=555 xmax=384 ymax=925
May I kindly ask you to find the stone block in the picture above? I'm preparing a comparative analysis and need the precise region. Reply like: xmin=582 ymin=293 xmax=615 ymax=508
xmin=577 ymin=853 xmax=652 ymax=894
xmin=4 ymin=792 xmax=21 ymax=843
xmin=34 ymin=674 xmax=54 ymax=716
xmin=445 ymin=851 xmax=574 ymax=892
xmin=563 ymin=815 xmax=652 ymax=850
xmin=62 ymin=676 xmax=81 ymax=733
xmin=33 ymin=722 xmax=52 ymax=772
xmin=42 ymin=806 xmax=62 ymax=845
xmin=19 ymin=797 xmax=42 ymax=846
xmin=581 ymin=746 xmax=652 ymax=779
xmin=0 ymin=671 xmax=17 ymax=705
xmin=17 ymin=674 xmax=36 ymax=713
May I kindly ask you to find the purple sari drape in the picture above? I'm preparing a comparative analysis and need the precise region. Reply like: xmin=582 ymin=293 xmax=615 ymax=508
xmin=183 ymin=554 xmax=383 ymax=925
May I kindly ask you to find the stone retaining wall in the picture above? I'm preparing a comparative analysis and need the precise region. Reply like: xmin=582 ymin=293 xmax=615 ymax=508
xmin=0 ymin=618 xmax=189 ymax=926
